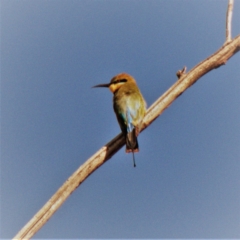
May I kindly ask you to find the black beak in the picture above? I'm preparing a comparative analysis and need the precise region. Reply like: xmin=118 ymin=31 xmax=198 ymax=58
xmin=92 ymin=83 xmax=110 ymax=88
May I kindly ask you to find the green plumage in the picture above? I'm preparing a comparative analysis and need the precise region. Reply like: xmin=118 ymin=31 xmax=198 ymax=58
xmin=93 ymin=72 xmax=146 ymax=167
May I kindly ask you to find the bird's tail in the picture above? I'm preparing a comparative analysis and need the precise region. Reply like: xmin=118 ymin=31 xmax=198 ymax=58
xmin=125 ymin=128 xmax=139 ymax=153
xmin=125 ymin=129 xmax=138 ymax=167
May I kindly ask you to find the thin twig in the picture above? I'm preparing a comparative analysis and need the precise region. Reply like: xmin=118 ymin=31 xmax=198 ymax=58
xmin=226 ymin=0 xmax=234 ymax=43
xmin=176 ymin=66 xmax=187 ymax=79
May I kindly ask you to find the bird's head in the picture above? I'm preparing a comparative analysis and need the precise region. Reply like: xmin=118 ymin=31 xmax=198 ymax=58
xmin=92 ymin=73 xmax=136 ymax=93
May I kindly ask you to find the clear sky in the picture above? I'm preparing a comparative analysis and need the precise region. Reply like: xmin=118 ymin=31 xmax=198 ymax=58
xmin=1 ymin=0 xmax=240 ymax=239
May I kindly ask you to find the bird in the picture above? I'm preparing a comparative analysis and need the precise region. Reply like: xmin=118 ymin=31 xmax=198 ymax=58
xmin=93 ymin=73 xmax=146 ymax=167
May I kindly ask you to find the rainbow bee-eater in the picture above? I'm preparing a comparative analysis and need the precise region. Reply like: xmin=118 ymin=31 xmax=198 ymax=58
xmin=93 ymin=73 xmax=146 ymax=167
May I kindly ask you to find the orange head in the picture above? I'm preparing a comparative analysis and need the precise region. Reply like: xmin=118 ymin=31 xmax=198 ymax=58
xmin=92 ymin=73 xmax=137 ymax=93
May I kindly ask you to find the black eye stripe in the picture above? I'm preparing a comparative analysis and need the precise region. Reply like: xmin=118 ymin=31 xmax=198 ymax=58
xmin=120 ymin=79 xmax=127 ymax=83
xmin=113 ymin=79 xmax=127 ymax=84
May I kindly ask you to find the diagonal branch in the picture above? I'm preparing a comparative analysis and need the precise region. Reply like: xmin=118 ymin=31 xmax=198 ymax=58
xmin=13 ymin=34 xmax=240 ymax=240
xmin=13 ymin=2 xmax=240 ymax=240
xmin=142 ymin=35 xmax=240 ymax=130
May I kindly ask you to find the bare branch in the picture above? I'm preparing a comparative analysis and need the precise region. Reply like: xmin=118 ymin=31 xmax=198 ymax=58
xmin=13 ymin=1 xmax=240 ymax=238
xmin=142 ymin=36 xmax=240 ymax=131
xmin=13 ymin=34 xmax=240 ymax=240
xmin=226 ymin=0 xmax=234 ymax=43
xmin=13 ymin=134 xmax=125 ymax=240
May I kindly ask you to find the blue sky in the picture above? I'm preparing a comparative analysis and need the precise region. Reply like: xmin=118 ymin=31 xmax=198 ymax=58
xmin=1 ymin=0 xmax=240 ymax=238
